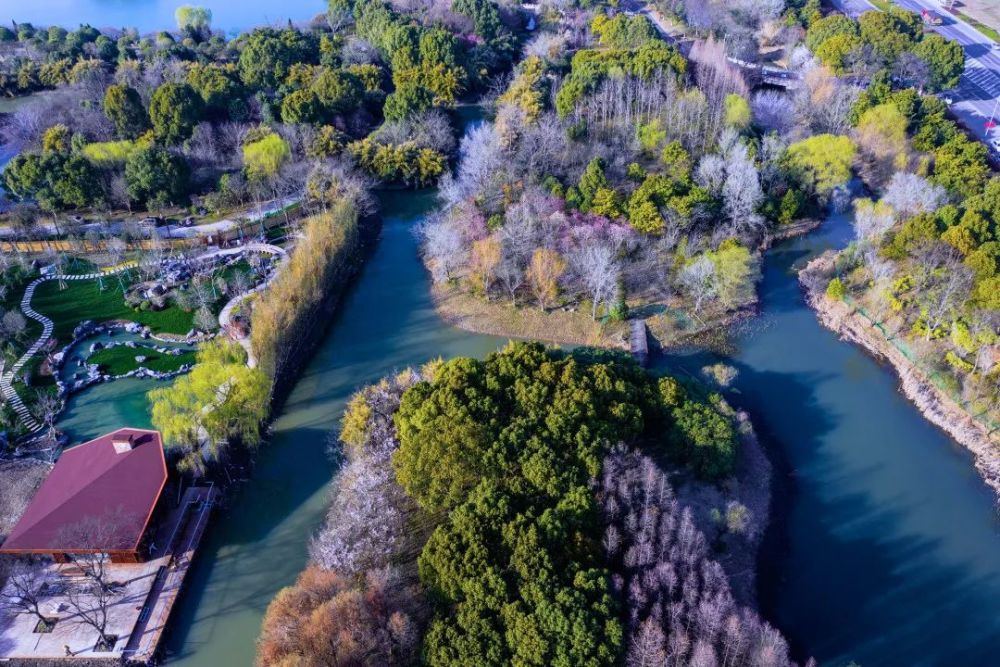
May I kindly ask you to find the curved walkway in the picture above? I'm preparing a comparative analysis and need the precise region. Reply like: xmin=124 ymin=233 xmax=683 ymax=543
xmin=216 ymin=243 xmax=288 ymax=369
xmin=0 ymin=267 xmax=133 ymax=433
xmin=1 ymin=243 xmax=287 ymax=434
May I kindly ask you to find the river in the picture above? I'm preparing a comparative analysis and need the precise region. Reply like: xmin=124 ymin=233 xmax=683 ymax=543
xmin=18 ymin=33 xmax=994 ymax=667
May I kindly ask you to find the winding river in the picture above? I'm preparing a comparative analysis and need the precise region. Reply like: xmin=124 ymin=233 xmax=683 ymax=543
xmin=14 ymin=6 xmax=1000 ymax=662
xmin=57 ymin=157 xmax=1000 ymax=666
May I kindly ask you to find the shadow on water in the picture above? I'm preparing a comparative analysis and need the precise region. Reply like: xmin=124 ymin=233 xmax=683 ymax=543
xmin=660 ymin=204 xmax=1000 ymax=666
xmin=51 ymin=145 xmax=1000 ymax=665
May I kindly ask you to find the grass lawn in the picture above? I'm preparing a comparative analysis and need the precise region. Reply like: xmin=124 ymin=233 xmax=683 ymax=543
xmin=32 ymin=278 xmax=195 ymax=343
xmin=88 ymin=346 xmax=197 ymax=376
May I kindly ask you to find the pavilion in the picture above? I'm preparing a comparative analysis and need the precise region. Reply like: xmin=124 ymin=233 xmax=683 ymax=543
xmin=0 ymin=428 xmax=168 ymax=564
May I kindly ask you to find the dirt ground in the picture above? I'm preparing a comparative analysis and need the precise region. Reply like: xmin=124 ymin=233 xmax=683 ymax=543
xmin=0 ymin=459 xmax=50 ymax=540
xmin=956 ymin=0 xmax=1000 ymax=33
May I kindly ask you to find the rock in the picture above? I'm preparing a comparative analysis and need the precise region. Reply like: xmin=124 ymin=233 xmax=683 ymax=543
xmin=88 ymin=342 xmax=103 ymax=354
xmin=135 ymin=355 xmax=147 ymax=363
xmin=125 ymin=341 xmax=136 ymax=349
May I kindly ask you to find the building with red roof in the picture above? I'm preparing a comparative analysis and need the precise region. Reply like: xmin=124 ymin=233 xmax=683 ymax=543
xmin=0 ymin=428 xmax=168 ymax=564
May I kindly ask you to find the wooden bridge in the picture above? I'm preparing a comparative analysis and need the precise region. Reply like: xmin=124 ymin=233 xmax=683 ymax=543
xmin=630 ymin=320 xmax=649 ymax=367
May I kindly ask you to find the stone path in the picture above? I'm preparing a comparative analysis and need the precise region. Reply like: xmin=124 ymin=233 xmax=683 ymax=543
xmin=1 ymin=243 xmax=286 ymax=434
xmin=216 ymin=243 xmax=288 ymax=368
xmin=0 ymin=267 xmax=133 ymax=433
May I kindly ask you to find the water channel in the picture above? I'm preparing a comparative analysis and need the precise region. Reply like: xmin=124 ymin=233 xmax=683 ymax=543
xmin=9 ymin=5 xmax=1000 ymax=661
xmin=52 ymin=156 xmax=1000 ymax=666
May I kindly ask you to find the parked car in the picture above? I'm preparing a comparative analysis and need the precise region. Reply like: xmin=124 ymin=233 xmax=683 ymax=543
xmin=921 ymin=9 xmax=943 ymax=26
xmin=139 ymin=216 xmax=161 ymax=227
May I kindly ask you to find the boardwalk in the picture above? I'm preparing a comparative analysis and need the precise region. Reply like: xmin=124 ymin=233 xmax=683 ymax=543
xmin=630 ymin=320 xmax=649 ymax=367
xmin=123 ymin=486 xmax=217 ymax=665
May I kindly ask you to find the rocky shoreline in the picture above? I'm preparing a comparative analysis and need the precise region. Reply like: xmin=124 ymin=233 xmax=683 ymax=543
xmin=800 ymin=251 xmax=1000 ymax=502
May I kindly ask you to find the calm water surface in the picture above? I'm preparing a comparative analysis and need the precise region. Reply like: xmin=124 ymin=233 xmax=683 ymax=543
xmin=5 ymin=0 xmax=327 ymax=34
xmin=658 ymin=206 xmax=1000 ymax=665
xmin=40 ymin=85 xmax=1000 ymax=667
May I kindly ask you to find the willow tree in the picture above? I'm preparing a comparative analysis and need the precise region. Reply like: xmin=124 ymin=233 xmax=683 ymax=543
xmin=149 ymin=339 xmax=270 ymax=475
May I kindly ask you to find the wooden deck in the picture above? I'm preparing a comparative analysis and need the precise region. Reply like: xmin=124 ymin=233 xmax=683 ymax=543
xmin=630 ymin=320 xmax=649 ymax=366
xmin=122 ymin=486 xmax=217 ymax=665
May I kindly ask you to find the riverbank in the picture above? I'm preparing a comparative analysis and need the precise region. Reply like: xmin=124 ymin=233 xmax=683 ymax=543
xmin=432 ymin=283 xmax=757 ymax=353
xmin=429 ymin=221 xmax=827 ymax=354
xmin=800 ymin=251 xmax=1000 ymax=502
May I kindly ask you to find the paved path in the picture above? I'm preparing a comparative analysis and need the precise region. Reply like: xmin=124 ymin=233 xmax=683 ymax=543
xmin=0 ymin=267 xmax=133 ymax=433
xmin=1 ymin=243 xmax=285 ymax=434
xmin=216 ymin=243 xmax=288 ymax=369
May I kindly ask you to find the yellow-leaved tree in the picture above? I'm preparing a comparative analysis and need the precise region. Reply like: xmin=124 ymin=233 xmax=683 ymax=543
xmin=149 ymin=339 xmax=270 ymax=475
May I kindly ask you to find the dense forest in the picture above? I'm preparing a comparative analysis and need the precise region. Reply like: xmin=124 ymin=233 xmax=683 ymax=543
xmin=0 ymin=0 xmax=522 ymax=230
xmin=418 ymin=7 xmax=865 ymax=336
xmin=259 ymin=342 xmax=802 ymax=666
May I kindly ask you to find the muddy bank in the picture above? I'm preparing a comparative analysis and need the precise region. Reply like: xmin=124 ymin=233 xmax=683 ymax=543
xmin=800 ymin=251 xmax=1000 ymax=502
xmin=432 ymin=282 xmax=755 ymax=354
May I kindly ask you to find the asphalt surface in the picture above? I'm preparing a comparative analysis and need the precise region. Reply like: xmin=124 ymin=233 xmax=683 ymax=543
xmin=896 ymin=0 xmax=1000 ymax=148
xmin=833 ymin=0 xmax=1000 ymax=149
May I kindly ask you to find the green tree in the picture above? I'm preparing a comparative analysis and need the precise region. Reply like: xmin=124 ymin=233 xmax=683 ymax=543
xmin=149 ymin=82 xmax=203 ymax=145
xmin=150 ymin=339 xmax=270 ymax=476
xmin=2 ymin=152 xmax=102 ymax=211
xmin=383 ymin=82 xmax=433 ymax=121
xmin=280 ymin=89 xmax=323 ymax=124
xmin=931 ymin=136 xmax=989 ymax=199
xmin=826 ymin=277 xmax=846 ymax=300
xmin=815 ymin=33 xmax=863 ymax=74
xmin=124 ymin=146 xmax=190 ymax=206
xmin=913 ymin=34 xmax=965 ymax=92
xmin=238 ymin=27 xmax=314 ymax=90
xmin=186 ymin=63 xmax=243 ymax=116
xmin=805 ymin=13 xmax=858 ymax=52
xmin=311 ymin=67 xmax=363 ymax=113
xmin=243 ymin=132 xmax=291 ymax=182
xmin=175 ymin=5 xmax=212 ymax=36
xmin=103 ymin=84 xmax=150 ymax=139
xmin=859 ymin=11 xmax=916 ymax=62
xmin=724 ymin=93 xmax=751 ymax=129
xmin=41 ymin=124 xmax=71 ymax=153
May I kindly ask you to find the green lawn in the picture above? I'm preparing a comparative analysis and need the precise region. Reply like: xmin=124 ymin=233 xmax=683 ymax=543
xmin=32 ymin=278 xmax=195 ymax=343
xmin=88 ymin=346 xmax=197 ymax=376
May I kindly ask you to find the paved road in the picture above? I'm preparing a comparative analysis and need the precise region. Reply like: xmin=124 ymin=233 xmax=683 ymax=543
xmin=895 ymin=0 xmax=1000 ymax=148
xmin=833 ymin=0 xmax=1000 ymax=148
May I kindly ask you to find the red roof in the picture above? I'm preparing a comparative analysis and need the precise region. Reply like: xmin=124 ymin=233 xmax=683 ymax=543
xmin=0 ymin=428 xmax=167 ymax=554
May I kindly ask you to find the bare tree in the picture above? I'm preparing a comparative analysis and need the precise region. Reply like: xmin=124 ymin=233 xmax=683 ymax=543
xmin=679 ymin=256 xmax=718 ymax=315
xmin=32 ymin=391 xmax=62 ymax=444
xmin=421 ymin=218 xmax=466 ymax=283
xmin=0 ymin=560 xmax=55 ymax=628
xmin=913 ymin=244 xmax=974 ymax=341
xmin=570 ymin=240 xmax=618 ymax=320
xmin=881 ymin=172 xmax=947 ymax=219
xmin=722 ymin=142 xmax=765 ymax=239
xmin=58 ymin=511 xmax=136 ymax=651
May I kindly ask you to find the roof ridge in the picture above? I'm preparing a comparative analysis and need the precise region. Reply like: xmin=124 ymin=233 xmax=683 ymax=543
xmin=3 ymin=433 xmax=166 ymax=550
